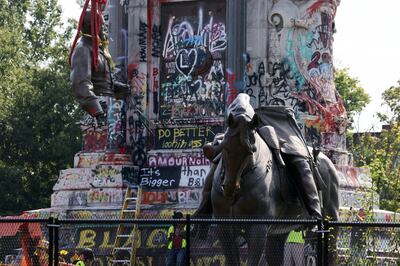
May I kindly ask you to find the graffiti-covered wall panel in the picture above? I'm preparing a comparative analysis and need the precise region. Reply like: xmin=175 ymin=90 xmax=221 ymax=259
xmin=246 ymin=0 xmax=347 ymax=153
xmin=53 ymin=169 xmax=93 ymax=191
xmin=160 ymin=0 xmax=227 ymax=121
xmin=153 ymin=124 xmax=222 ymax=150
xmin=52 ymin=188 xmax=125 ymax=208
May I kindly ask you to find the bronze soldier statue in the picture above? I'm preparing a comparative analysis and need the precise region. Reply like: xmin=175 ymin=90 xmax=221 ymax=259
xmin=69 ymin=7 xmax=129 ymax=125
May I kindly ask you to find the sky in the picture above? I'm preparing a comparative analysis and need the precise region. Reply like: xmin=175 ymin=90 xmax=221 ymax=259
xmin=334 ymin=0 xmax=400 ymax=132
xmin=58 ymin=0 xmax=400 ymax=132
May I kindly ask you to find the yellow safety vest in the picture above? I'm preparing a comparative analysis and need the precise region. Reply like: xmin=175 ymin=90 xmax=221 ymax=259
xmin=167 ymin=225 xmax=187 ymax=249
xmin=286 ymin=230 xmax=305 ymax=244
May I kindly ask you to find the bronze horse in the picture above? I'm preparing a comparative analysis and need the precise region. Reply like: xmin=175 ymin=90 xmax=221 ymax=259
xmin=205 ymin=110 xmax=339 ymax=265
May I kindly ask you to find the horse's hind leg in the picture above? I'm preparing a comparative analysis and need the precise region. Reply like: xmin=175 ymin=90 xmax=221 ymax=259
xmin=265 ymin=233 xmax=288 ymax=266
xmin=216 ymin=225 xmax=240 ymax=266
xmin=245 ymin=225 xmax=268 ymax=266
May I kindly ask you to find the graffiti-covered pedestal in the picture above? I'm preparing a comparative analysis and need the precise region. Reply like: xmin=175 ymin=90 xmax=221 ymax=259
xmin=40 ymin=0 xmax=377 ymax=264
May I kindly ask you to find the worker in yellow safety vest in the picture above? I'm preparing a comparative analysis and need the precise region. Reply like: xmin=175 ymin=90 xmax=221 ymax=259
xmin=283 ymin=229 xmax=305 ymax=266
xmin=74 ymin=248 xmax=94 ymax=266
xmin=165 ymin=211 xmax=187 ymax=266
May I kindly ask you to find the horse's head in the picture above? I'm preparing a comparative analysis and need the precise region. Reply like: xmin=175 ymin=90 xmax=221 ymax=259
xmin=221 ymin=112 xmax=258 ymax=199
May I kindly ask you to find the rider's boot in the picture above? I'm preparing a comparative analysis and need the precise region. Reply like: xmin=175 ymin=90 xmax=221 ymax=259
xmin=284 ymin=154 xmax=322 ymax=243
xmin=283 ymin=154 xmax=322 ymax=220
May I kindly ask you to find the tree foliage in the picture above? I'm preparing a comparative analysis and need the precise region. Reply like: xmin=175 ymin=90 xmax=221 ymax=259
xmin=0 ymin=0 xmax=81 ymax=215
xmin=334 ymin=68 xmax=371 ymax=129
xmin=352 ymin=82 xmax=400 ymax=213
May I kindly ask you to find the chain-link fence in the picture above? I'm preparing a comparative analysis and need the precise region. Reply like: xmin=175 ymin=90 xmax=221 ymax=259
xmin=327 ymin=221 xmax=400 ymax=266
xmin=0 ymin=218 xmax=48 ymax=265
xmin=0 ymin=217 xmax=399 ymax=266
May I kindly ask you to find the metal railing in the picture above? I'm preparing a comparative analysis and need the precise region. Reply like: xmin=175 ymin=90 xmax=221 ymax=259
xmin=0 ymin=217 xmax=399 ymax=266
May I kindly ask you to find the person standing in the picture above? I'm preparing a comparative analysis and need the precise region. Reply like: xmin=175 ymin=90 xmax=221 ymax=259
xmin=283 ymin=229 xmax=305 ymax=266
xmin=166 ymin=211 xmax=187 ymax=266
xmin=74 ymin=248 xmax=94 ymax=266
xmin=350 ymin=208 xmax=367 ymax=264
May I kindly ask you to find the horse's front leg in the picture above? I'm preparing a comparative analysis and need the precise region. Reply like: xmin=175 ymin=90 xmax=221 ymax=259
xmin=216 ymin=225 xmax=241 ymax=266
xmin=245 ymin=224 xmax=268 ymax=266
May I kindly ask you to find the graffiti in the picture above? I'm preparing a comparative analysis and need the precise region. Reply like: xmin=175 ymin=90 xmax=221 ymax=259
xmin=82 ymin=128 xmax=108 ymax=152
xmin=126 ymin=62 xmax=147 ymax=167
xmin=176 ymin=48 xmax=198 ymax=77
xmin=100 ymin=153 xmax=133 ymax=165
xmin=87 ymin=188 xmax=123 ymax=205
xmin=310 ymin=12 xmax=332 ymax=50
xmin=262 ymin=0 xmax=347 ymax=141
xmin=137 ymin=165 xmax=209 ymax=189
xmin=160 ymin=1 xmax=226 ymax=120
xmin=226 ymin=69 xmax=237 ymax=106
xmin=59 ymin=226 xmax=76 ymax=250
xmin=139 ymin=167 xmax=181 ymax=189
xmin=121 ymin=166 xmax=140 ymax=186
xmin=151 ymin=25 xmax=162 ymax=58
xmin=61 ymin=225 xmax=240 ymax=265
xmin=264 ymin=61 xmax=304 ymax=108
xmin=128 ymin=64 xmax=146 ymax=95
xmin=149 ymin=2 xmax=162 ymax=116
xmin=336 ymin=166 xmax=372 ymax=190
xmin=131 ymin=128 xmax=147 ymax=167
xmin=141 ymin=189 xmax=201 ymax=206
xmin=51 ymin=191 xmax=88 ymax=207
xmin=53 ymin=165 xmax=138 ymax=194
xmin=107 ymin=99 xmax=126 ymax=151
xmin=57 ymin=220 xmax=261 ymax=266
xmin=159 ymin=72 xmax=225 ymax=119
xmin=74 ymin=153 xmax=102 ymax=168
xmin=163 ymin=7 xmax=226 ymax=59
xmin=320 ymin=132 xmax=346 ymax=150
xmin=154 ymin=125 xmax=221 ymax=150
xmin=139 ymin=21 xmax=148 ymax=62
xmin=152 ymin=67 xmax=159 ymax=92
xmin=148 ymin=153 xmax=209 ymax=167
xmin=66 ymin=210 xmax=120 ymax=219
xmin=93 ymin=165 xmax=120 ymax=178
xmin=324 ymin=150 xmax=349 ymax=166
xmin=179 ymin=166 xmax=208 ymax=187
xmin=53 ymin=169 xmax=93 ymax=191
xmin=284 ymin=29 xmax=306 ymax=91
xmin=245 ymin=60 xmax=267 ymax=107
xmin=92 ymin=176 xmax=118 ymax=187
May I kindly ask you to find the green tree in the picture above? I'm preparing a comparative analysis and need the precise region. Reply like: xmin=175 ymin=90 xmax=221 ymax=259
xmin=377 ymin=81 xmax=400 ymax=123
xmin=334 ymin=68 xmax=371 ymax=129
xmin=352 ymin=82 xmax=400 ymax=213
xmin=372 ymin=82 xmax=400 ymax=212
xmin=0 ymin=0 xmax=81 ymax=215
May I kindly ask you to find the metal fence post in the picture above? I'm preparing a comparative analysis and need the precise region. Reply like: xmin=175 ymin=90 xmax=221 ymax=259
xmin=186 ymin=214 xmax=191 ymax=266
xmin=47 ymin=217 xmax=54 ymax=266
xmin=317 ymin=219 xmax=323 ymax=266
xmin=54 ymin=218 xmax=60 ymax=266
xmin=323 ymin=220 xmax=330 ymax=265
xmin=47 ymin=217 xmax=60 ymax=266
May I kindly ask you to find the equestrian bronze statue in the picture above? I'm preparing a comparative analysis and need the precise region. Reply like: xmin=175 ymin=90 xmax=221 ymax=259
xmin=195 ymin=93 xmax=339 ymax=265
